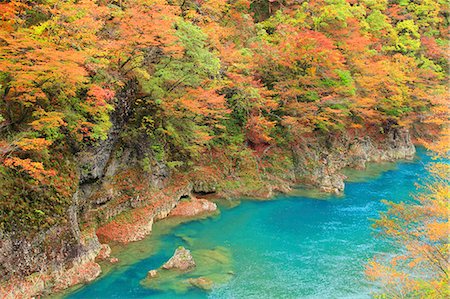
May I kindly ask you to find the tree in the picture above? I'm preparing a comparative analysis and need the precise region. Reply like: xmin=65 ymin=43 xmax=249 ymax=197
xmin=366 ymin=137 xmax=449 ymax=298
xmin=0 ymin=0 xmax=110 ymax=232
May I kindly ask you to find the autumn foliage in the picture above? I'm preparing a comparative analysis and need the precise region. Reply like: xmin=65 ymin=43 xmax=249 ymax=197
xmin=367 ymin=156 xmax=449 ymax=298
xmin=0 ymin=1 xmax=448 ymax=237
xmin=0 ymin=3 xmax=448 ymax=298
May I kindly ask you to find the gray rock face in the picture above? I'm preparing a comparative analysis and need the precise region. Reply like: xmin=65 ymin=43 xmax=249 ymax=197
xmin=0 ymin=82 xmax=140 ymax=297
xmin=0 ymin=199 xmax=101 ymax=282
xmin=192 ymin=179 xmax=217 ymax=194
xmin=163 ymin=247 xmax=196 ymax=271
xmin=0 ymin=220 xmax=102 ymax=298
xmin=0 ymin=99 xmax=123 ymax=284
xmin=293 ymin=127 xmax=415 ymax=193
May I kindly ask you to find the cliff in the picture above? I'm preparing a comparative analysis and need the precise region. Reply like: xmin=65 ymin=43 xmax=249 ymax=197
xmin=293 ymin=127 xmax=416 ymax=193
xmin=0 ymin=116 xmax=415 ymax=298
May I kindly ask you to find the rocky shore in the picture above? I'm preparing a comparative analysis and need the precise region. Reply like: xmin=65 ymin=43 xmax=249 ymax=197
xmin=0 ymin=126 xmax=416 ymax=298
xmin=293 ymin=128 xmax=415 ymax=193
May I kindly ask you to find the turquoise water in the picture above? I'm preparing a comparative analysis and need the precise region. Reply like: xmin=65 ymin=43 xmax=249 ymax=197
xmin=66 ymin=147 xmax=434 ymax=299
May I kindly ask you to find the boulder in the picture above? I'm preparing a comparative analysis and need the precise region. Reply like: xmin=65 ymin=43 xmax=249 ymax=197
xmin=187 ymin=277 xmax=214 ymax=291
xmin=109 ymin=257 xmax=119 ymax=264
xmin=162 ymin=247 xmax=196 ymax=271
xmin=147 ymin=270 xmax=158 ymax=278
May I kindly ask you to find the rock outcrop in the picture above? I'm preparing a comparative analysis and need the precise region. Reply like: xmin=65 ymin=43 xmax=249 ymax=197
xmin=0 ymin=209 xmax=102 ymax=299
xmin=162 ymin=247 xmax=196 ymax=271
xmin=192 ymin=179 xmax=218 ymax=194
xmin=96 ymin=244 xmax=111 ymax=260
xmin=169 ymin=197 xmax=217 ymax=217
xmin=293 ymin=127 xmax=415 ymax=193
xmin=140 ymin=246 xmax=233 ymax=294
xmin=95 ymin=181 xmax=192 ymax=244
xmin=109 ymin=257 xmax=119 ymax=264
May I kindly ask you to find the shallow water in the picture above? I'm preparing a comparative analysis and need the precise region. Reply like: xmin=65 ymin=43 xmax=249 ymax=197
xmin=66 ymin=147 xmax=434 ymax=299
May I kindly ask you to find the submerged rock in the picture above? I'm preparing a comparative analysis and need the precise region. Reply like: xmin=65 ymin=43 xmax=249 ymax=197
xmin=187 ymin=277 xmax=214 ymax=291
xmin=140 ymin=246 xmax=233 ymax=294
xmin=163 ymin=247 xmax=196 ymax=271
xmin=175 ymin=234 xmax=195 ymax=246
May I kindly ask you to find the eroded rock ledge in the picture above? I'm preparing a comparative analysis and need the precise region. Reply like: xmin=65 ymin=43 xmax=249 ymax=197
xmin=169 ymin=197 xmax=217 ymax=217
xmin=293 ymin=128 xmax=415 ymax=194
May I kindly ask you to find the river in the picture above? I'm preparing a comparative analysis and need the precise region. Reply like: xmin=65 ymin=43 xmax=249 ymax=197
xmin=65 ymin=147 xmax=433 ymax=299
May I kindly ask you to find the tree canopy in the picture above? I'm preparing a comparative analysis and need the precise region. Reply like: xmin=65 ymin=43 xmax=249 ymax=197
xmin=0 ymin=0 xmax=448 ymax=233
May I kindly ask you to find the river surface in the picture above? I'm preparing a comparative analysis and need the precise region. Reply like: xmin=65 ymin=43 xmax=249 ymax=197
xmin=66 ymin=147 xmax=434 ymax=299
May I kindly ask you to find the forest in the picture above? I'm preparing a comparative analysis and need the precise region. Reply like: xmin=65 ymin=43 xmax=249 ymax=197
xmin=0 ymin=0 xmax=448 ymax=298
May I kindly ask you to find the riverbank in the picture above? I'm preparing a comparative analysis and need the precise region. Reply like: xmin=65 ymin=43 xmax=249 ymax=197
xmin=64 ymin=148 xmax=431 ymax=298
xmin=0 ymin=129 xmax=416 ymax=298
